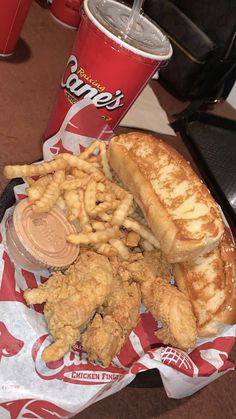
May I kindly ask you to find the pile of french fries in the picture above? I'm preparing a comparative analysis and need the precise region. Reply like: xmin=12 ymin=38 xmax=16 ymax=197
xmin=3 ymin=141 xmax=160 ymax=260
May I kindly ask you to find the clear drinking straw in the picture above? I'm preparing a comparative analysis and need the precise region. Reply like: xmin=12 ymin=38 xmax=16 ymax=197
xmin=125 ymin=0 xmax=144 ymax=35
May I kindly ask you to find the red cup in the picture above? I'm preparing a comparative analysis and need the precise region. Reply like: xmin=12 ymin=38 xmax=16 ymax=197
xmin=50 ymin=0 xmax=83 ymax=29
xmin=0 ymin=0 xmax=32 ymax=57
xmin=45 ymin=0 xmax=172 ymax=139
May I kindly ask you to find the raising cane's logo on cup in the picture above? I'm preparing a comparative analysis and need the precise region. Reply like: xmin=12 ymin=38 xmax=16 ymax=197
xmin=61 ymin=55 xmax=125 ymax=112
xmin=32 ymin=334 xmax=125 ymax=385
xmin=45 ymin=0 xmax=172 ymax=139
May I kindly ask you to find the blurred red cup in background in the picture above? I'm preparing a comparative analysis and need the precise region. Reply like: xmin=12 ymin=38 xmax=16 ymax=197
xmin=50 ymin=0 xmax=83 ymax=29
xmin=0 ymin=0 xmax=32 ymax=57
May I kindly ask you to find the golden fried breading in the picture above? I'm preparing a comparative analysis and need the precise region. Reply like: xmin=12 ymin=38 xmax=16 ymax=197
xmin=81 ymin=314 xmax=124 ymax=368
xmin=24 ymin=252 xmax=113 ymax=362
xmin=143 ymin=249 xmax=172 ymax=282
xmin=81 ymin=277 xmax=141 ymax=367
xmin=125 ymin=260 xmax=197 ymax=350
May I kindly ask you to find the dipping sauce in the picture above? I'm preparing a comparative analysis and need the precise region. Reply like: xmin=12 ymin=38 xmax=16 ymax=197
xmin=6 ymin=199 xmax=79 ymax=271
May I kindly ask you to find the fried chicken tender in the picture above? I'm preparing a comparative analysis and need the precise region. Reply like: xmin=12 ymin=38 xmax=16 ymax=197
xmin=143 ymin=249 xmax=172 ymax=283
xmin=81 ymin=276 xmax=141 ymax=367
xmin=124 ymin=259 xmax=197 ymax=350
xmin=24 ymin=252 xmax=113 ymax=362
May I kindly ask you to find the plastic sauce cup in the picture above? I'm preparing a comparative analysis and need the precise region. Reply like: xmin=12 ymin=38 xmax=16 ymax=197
xmin=5 ymin=199 xmax=79 ymax=271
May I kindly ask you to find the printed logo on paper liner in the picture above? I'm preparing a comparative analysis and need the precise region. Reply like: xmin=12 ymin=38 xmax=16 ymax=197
xmin=117 ymin=312 xmax=162 ymax=370
xmin=49 ymin=138 xmax=74 ymax=156
xmin=159 ymin=347 xmax=197 ymax=377
xmin=189 ymin=336 xmax=235 ymax=376
xmin=0 ymin=254 xmax=48 ymax=306
xmin=32 ymin=335 xmax=126 ymax=385
xmin=0 ymin=321 xmax=24 ymax=361
xmin=146 ymin=335 xmax=235 ymax=378
xmin=0 ymin=399 xmax=72 ymax=419
xmin=0 ymin=252 xmax=24 ymax=303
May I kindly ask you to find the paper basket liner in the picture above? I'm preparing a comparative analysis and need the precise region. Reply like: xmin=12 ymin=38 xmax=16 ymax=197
xmin=0 ymin=99 xmax=235 ymax=418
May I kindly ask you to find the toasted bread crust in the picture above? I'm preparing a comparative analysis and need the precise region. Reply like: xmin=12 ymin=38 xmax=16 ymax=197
xmin=108 ymin=132 xmax=224 ymax=262
xmin=174 ymin=228 xmax=236 ymax=336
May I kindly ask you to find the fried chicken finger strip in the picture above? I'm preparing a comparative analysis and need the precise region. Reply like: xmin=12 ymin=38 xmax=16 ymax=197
xmin=3 ymin=159 xmax=67 ymax=179
xmin=43 ymin=325 xmax=80 ymax=363
xmin=81 ymin=279 xmax=141 ymax=367
xmin=24 ymin=252 xmax=114 ymax=362
xmin=127 ymin=261 xmax=197 ymax=350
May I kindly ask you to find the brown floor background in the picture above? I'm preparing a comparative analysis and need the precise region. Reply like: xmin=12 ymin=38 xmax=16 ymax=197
xmin=0 ymin=2 xmax=235 ymax=418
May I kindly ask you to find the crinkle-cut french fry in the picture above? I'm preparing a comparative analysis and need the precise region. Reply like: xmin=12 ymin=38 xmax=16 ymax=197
xmin=3 ymin=159 xmax=67 ymax=180
xmin=91 ymin=171 xmax=105 ymax=182
xmin=84 ymin=178 xmax=97 ymax=214
xmin=105 ymin=179 xmax=126 ymax=200
xmin=123 ymin=218 xmax=160 ymax=249
xmin=89 ymin=155 xmax=101 ymax=164
xmin=32 ymin=170 xmax=65 ymax=213
xmin=100 ymin=143 xmax=113 ymax=180
xmin=111 ymin=194 xmax=133 ymax=226
xmin=90 ymin=162 xmax=101 ymax=169
xmin=69 ymin=208 xmax=81 ymax=223
xmin=60 ymin=176 xmax=89 ymax=191
xmin=67 ymin=226 xmax=120 ymax=245
xmin=96 ymin=192 xmax=115 ymax=202
xmin=91 ymin=221 xmax=108 ymax=231
xmin=94 ymin=243 xmax=118 ymax=257
xmin=25 ymin=177 xmax=35 ymax=186
xmin=56 ymin=153 xmax=100 ymax=174
xmin=140 ymin=238 xmax=154 ymax=251
xmin=64 ymin=189 xmax=80 ymax=206
xmin=81 ymin=223 xmax=93 ymax=233
xmin=90 ymin=200 xmax=120 ymax=216
xmin=98 ymin=212 xmax=112 ymax=222
xmin=64 ymin=189 xmax=83 ymax=221
xmin=109 ymin=238 xmax=130 ymax=260
xmin=79 ymin=140 xmax=101 ymax=160
xmin=71 ymin=168 xmax=86 ymax=178
xmin=77 ymin=189 xmax=89 ymax=227
xmin=27 ymin=174 xmax=53 ymax=202
xmin=97 ymin=182 xmax=106 ymax=192
xmin=56 ymin=196 xmax=67 ymax=213
xmin=125 ymin=231 xmax=141 ymax=247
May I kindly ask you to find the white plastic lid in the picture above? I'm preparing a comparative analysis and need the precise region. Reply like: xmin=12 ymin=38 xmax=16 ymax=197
xmin=85 ymin=0 xmax=172 ymax=61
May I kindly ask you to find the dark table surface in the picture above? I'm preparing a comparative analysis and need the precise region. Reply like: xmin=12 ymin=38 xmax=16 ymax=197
xmin=0 ymin=2 xmax=235 ymax=418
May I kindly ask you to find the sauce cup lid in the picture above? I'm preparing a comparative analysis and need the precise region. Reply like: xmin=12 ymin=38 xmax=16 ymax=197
xmin=12 ymin=199 xmax=79 ymax=269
